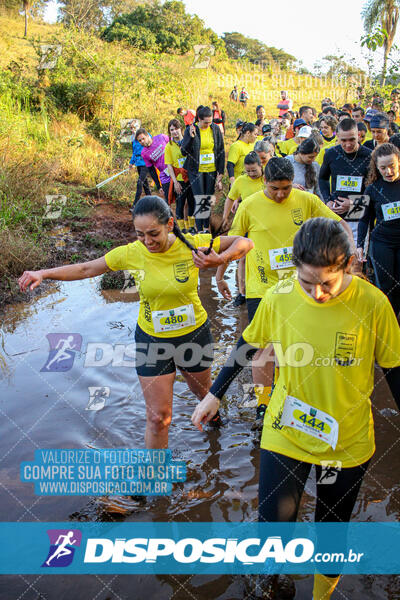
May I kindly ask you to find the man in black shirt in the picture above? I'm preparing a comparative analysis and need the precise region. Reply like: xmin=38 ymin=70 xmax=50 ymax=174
xmin=319 ymin=118 xmax=372 ymax=245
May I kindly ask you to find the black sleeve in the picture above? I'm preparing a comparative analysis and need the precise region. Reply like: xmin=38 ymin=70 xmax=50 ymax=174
xmin=148 ymin=166 xmax=160 ymax=189
xmin=382 ymin=366 xmax=400 ymax=411
xmin=319 ymin=152 xmax=332 ymax=202
xmin=215 ymin=125 xmax=226 ymax=175
xmin=210 ymin=336 xmax=258 ymax=399
xmin=180 ymin=126 xmax=194 ymax=156
xmin=227 ymin=161 xmax=235 ymax=178
xmin=357 ymin=188 xmax=375 ymax=248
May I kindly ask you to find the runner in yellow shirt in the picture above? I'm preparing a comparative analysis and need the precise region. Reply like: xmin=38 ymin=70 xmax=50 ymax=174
xmin=222 ymin=152 xmax=265 ymax=227
xmin=164 ymin=118 xmax=195 ymax=233
xmin=316 ymin=115 xmax=338 ymax=165
xmin=215 ymin=157 xmax=354 ymax=421
xmin=276 ymin=118 xmax=307 ymax=156
xmin=222 ymin=151 xmax=266 ymax=307
xmin=193 ymin=216 xmax=400 ymax=600
xmin=18 ymin=196 xmax=253 ymax=449
xmin=254 ymin=139 xmax=275 ymax=168
xmin=227 ymin=123 xmax=258 ymax=184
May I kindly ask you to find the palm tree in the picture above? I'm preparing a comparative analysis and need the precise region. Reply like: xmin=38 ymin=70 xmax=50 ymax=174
xmin=23 ymin=0 xmax=32 ymax=37
xmin=362 ymin=0 xmax=400 ymax=85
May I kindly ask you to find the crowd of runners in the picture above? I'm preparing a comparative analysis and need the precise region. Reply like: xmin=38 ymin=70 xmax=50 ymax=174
xmin=18 ymin=88 xmax=400 ymax=600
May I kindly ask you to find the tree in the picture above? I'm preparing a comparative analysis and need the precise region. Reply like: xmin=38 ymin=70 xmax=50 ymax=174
xmin=222 ymin=32 xmax=296 ymax=70
xmin=362 ymin=0 xmax=400 ymax=84
xmin=0 ymin=0 xmax=49 ymax=36
xmin=58 ymin=0 xmax=106 ymax=29
xmin=102 ymin=0 xmax=221 ymax=54
xmin=22 ymin=0 xmax=31 ymax=36
xmin=57 ymin=0 xmax=153 ymax=29
xmin=106 ymin=0 xmax=153 ymax=23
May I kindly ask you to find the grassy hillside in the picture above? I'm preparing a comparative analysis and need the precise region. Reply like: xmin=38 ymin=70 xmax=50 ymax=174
xmin=0 ymin=15 xmax=349 ymax=300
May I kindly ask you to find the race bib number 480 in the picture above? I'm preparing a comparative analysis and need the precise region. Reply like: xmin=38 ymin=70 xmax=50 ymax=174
xmin=382 ymin=201 xmax=400 ymax=221
xmin=152 ymin=304 xmax=196 ymax=333
xmin=336 ymin=175 xmax=363 ymax=192
xmin=269 ymin=246 xmax=294 ymax=270
xmin=280 ymin=395 xmax=339 ymax=449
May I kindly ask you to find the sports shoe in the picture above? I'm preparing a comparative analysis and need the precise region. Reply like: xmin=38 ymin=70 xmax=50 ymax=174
xmin=233 ymin=293 xmax=246 ymax=306
xmin=251 ymin=403 xmax=267 ymax=431
xmin=256 ymin=403 xmax=267 ymax=421
xmin=189 ymin=227 xmax=197 ymax=235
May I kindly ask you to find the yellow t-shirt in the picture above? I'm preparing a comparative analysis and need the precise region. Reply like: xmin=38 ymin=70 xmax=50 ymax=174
xmin=164 ymin=141 xmax=185 ymax=182
xmin=199 ymin=126 xmax=215 ymax=173
xmin=276 ymin=138 xmax=298 ymax=157
xmin=316 ymin=136 xmax=337 ymax=166
xmin=227 ymin=140 xmax=256 ymax=179
xmin=243 ymin=277 xmax=400 ymax=467
xmin=229 ymin=188 xmax=341 ymax=298
xmin=228 ymin=174 xmax=264 ymax=202
xmin=104 ymin=233 xmax=220 ymax=337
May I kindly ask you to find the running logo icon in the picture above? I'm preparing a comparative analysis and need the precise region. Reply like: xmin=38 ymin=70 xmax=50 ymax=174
xmin=86 ymin=386 xmax=110 ymax=411
xmin=317 ymin=461 xmax=342 ymax=485
xmin=192 ymin=44 xmax=215 ymax=69
xmin=42 ymin=529 xmax=82 ymax=567
xmin=41 ymin=333 xmax=82 ymax=372
xmin=122 ymin=268 xmax=145 ymax=293
xmin=194 ymin=195 xmax=215 ymax=219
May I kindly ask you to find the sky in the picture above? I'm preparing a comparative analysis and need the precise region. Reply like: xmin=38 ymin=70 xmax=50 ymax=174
xmin=44 ymin=0 xmax=386 ymax=72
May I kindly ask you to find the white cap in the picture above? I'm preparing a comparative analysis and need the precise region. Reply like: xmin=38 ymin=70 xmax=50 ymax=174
xmin=298 ymin=126 xmax=312 ymax=138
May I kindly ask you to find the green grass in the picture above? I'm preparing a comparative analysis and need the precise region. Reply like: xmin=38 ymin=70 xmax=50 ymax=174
xmin=0 ymin=14 xmax=352 ymax=293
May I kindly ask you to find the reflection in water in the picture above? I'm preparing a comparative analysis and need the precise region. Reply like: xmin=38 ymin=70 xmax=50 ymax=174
xmin=0 ymin=268 xmax=399 ymax=598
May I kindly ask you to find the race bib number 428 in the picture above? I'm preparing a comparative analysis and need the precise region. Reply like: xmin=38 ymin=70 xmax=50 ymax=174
xmin=336 ymin=175 xmax=363 ymax=192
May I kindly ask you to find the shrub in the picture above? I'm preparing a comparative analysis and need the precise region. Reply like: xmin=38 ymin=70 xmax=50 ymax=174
xmin=46 ymin=80 xmax=107 ymax=120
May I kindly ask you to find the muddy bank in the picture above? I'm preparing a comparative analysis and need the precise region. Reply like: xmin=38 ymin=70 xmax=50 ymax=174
xmin=1 ymin=197 xmax=225 ymax=310
xmin=0 ymin=201 xmax=134 ymax=310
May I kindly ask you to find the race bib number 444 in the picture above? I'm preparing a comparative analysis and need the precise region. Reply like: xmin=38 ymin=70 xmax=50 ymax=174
xmin=269 ymin=247 xmax=294 ymax=270
xmin=336 ymin=175 xmax=363 ymax=192
xmin=280 ymin=395 xmax=339 ymax=449
xmin=382 ymin=201 xmax=400 ymax=221
xmin=152 ymin=304 xmax=196 ymax=333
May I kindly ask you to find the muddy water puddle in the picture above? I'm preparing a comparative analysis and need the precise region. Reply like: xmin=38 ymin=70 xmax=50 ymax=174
xmin=0 ymin=266 xmax=399 ymax=599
